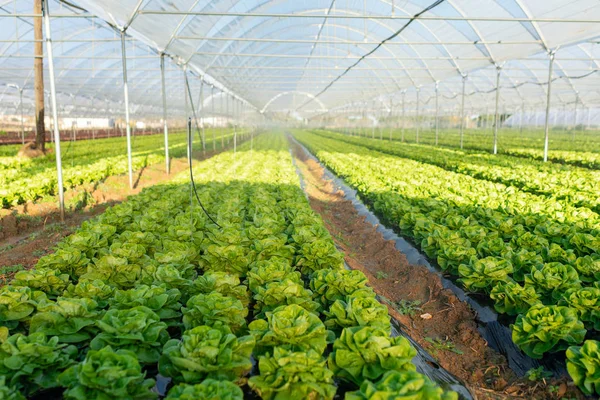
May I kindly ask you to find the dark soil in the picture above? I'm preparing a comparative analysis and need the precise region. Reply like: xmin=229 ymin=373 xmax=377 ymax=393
xmin=289 ymin=139 xmax=584 ymax=400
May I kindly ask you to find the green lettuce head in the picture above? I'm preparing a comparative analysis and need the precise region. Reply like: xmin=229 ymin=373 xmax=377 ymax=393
xmin=248 ymin=347 xmax=336 ymax=400
xmin=159 ymin=324 xmax=254 ymax=383
xmin=63 ymin=279 xmax=115 ymax=308
xmin=512 ymin=304 xmax=586 ymax=359
xmin=310 ymin=269 xmax=375 ymax=308
xmin=0 ymin=376 xmax=25 ymax=400
xmin=559 ymin=287 xmax=600 ymax=330
xmin=249 ymin=304 xmax=330 ymax=355
xmin=328 ymin=326 xmax=417 ymax=385
xmin=524 ymin=262 xmax=581 ymax=301
xmin=345 ymin=370 xmax=458 ymax=400
xmin=566 ymin=340 xmax=600 ymax=396
xmin=165 ymin=380 xmax=243 ymax=400
xmin=0 ymin=285 xmax=47 ymax=331
xmin=58 ymin=346 xmax=156 ymax=400
xmin=110 ymin=285 xmax=182 ymax=324
xmin=245 ymin=259 xmax=301 ymax=293
xmin=324 ymin=295 xmax=390 ymax=333
xmin=458 ymin=257 xmax=513 ymax=293
xmin=191 ymin=271 xmax=249 ymax=306
xmin=573 ymin=256 xmax=600 ymax=283
xmin=182 ymin=292 xmax=247 ymax=333
xmin=253 ymin=279 xmax=320 ymax=318
xmin=11 ymin=268 xmax=70 ymax=299
xmin=490 ymin=281 xmax=541 ymax=316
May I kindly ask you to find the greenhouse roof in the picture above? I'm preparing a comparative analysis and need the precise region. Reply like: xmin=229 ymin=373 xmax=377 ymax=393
xmin=2 ymin=0 xmax=600 ymax=119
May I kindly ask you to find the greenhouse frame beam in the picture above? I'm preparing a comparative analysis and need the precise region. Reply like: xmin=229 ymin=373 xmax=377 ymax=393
xmin=493 ymin=65 xmax=501 ymax=155
xmin=195 ymin=51 xmax=494 ymax=61
xmin=179 ymin=36 xmax=544 ymax=45
xmin=160 ymin=52 xmax=169 ymax=175
xmin=543 ymin=51 xmax=556 ymax=162
xmin=460 ymin=75 xmax=466 ymax=149
xmin=136 ymin=10 xmax=600 ymax=23
xmin=120 ymin=30 xmax=134 ymax=189
xmin=415 ymin=87 xmax=420 ymax=144
xmin=42 ymin=0 xmax=64 ymax=221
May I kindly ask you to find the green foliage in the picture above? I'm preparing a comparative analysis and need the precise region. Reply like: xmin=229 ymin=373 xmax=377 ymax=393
xmin=0 ymin=376 xmax=25 ymax=400
xmin=0 ymin=332 xmax=77 ymax=395
xmin=29 ymin=297 xmax=102 ymax=343
xmin=90 ymin=306 xmax=169 ymax=364
xmin=248 ymin=347 xmax=336 ymax=400
xmin=110 ymin=285 xmax=182 ymax=325
xmin=345 ymin=370 xmax=458 ymax=400
xmin=165 ymin=380 xmax=243 ymax=400
xmin=457 ymin=257 xmax=513 ymax=293
xmin=58 ymin=346 xmax=156 ymax=400
xmin=512 ymin=305 xmax=586 ymax=359
xmin=253 ymin=279 xmax=320 ymax=318
xmin=324 ymin=295 xmax=390 ymax=333
xmin=0 ymin=285 xmax=47 ymax=330
xmin=245 ymin=259 xmax=301 ymax=293
xmin=328 ymin=326 xmax=417 ymax=385
xmin=310 ymin=269 xmax=375 ymax=308
xmin=11 ymin=268 xmax=70 ymax=299
xmin=192 ymin=271 xmax=249 ymax=306
xmin=295 ymin=239 xmax=345 ymax=275
xmin=63 ymin=280 xmax=115 ymax=308
xmin=490 ymin=281 xmax=541 ymax=315
xmin=573 ymin=256 xmax=600 ymax=283
xmin=159 ymin=324 xmax=254 ymax=383
xmin=559 ymin=287 xmax=600 ymax=330
xmin=525 ymin=366 xmax=553 ymax=382
xmin=566 ymin=340 xmax=600 ymax=396
xmin=249 ymin=304 xmax=330 ymax=355
xmin=525 ymin=263 xmax=581 ymax=301
xmin=36 ymin=248 xmax=90 ymax=279
xmin=182 ymin=292 xmax=247 ymax=333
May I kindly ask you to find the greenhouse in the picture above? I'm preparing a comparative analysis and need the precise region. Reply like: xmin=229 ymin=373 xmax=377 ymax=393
xmin=1 ymin=0 xmax=600 ymax=399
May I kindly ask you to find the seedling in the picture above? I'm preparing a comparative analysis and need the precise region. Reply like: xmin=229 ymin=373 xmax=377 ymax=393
xmin=395 ymin=299 xmax=422 ymax=317
xmin=376 ymin=271 xmax=388 ymax=279
xmin=525 ymin=366 xmax=553 ymax=382
xmin=425 ymin=337 xmax=463 ymax=355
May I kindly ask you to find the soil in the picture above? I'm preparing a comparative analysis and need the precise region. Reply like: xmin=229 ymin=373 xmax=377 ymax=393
xmin=289 ymin=139 xmax=584 ymax=400
xmin=0 ymin=145 xmax=233 ymax=277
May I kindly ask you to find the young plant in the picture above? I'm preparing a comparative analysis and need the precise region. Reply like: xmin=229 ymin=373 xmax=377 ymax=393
xmin=109 ymin=285 xmax=182 ymax=325
xmin=248 ymin=347 xmax=336 ymax=400
xmin=253 ymin=279 xmax=320 ymax=318
xmin=0 ymin=286 xmax=47 ymax=331
xmin=310 ymin=269 xmax=375 ymax=308
xmin=566 ymin=340 xmax=600 ymax=396
xmin=524 ymin=262 xmax=581 ymax=301
xmin=63 ymin=280 xmax=115 ymax=308
xmin=324 ymin=295 xmax=390 ymax=333
xmin=11 ymin=268 xmax=70 ymax=299
xmin=490 ymin=281 xmax=541 ymax=316
xmin=182 ymin=292 xmax=247 ymax=333
xmin=457 ymin=257 xmax=513 ymax=293
xmin=191 ymin=271 xmax=249 ymax=306
xmin=165 ymin=380 xmax=243 ymax=400
xmin=159 ymin=324 xmax=254 ymax=383
xmin=559 ymin=287 xmax=600 ymax=330
xmin=245 ymin=259 xmax=302 ymax=293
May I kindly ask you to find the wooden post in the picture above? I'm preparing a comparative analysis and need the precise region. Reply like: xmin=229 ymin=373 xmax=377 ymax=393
xmin=34 ymin=0 xmax=45 ymax=151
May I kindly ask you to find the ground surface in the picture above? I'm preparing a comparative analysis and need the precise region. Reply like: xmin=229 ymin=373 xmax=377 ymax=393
xmin=290 ymin=138 xmax=583 ymax=400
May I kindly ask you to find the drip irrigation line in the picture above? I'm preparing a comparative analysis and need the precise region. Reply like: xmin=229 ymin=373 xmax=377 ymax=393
xmin=186 ymin=118 xmax=221 ymax=228
xmin=295 ymin=0 xmax=446 ymax=112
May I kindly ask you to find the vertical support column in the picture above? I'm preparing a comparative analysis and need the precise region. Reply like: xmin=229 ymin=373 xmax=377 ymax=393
xmin=389 ymin=97 xmax=393 ymax=141
xmin=493 ymin=65 xmax=501 ymax=155
xmin=415 ymin=88 xmax=420 ymax=144
xmin=19 ymin=88 xmax=24 ymax=145
xmin=519 ymin=102 xmax=524 ymax=135
xmin=401 ymin=91 xmax=406 ymax=142
xmin=211 ymin=86 xmax=216 ymax=151
xmin=160 ymin=53 xmax=170 ymax=174
xmin=234 ymin=98 xmax=237 ymax=154
xmin=460 ymin=75 xmax=466 ymax=149
xmin=434 ymin=81 xmax=439 ymax=146
xmin=220 ymin=90 xmax=225 ymax=149
xmin=120 ymin=30 xmax=133 ymax=189
xmin=200 ymin=80 xmax=206 ymax=153
xmin=543 ymin=51 xmax=555 ymax=162
xmin=42 ymin=0 xmax=64 ymax=221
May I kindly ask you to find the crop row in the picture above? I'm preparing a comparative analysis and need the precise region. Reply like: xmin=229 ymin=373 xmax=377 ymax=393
xmin=313 ymin=130 xmax=600 ymax=213
xmin=0 ymin=133 xmax=456 ymax=399
xmin=294 ymin=130 xmax=600 ymax=396
xmin=0 ymin=129 xmax=246 ymax=208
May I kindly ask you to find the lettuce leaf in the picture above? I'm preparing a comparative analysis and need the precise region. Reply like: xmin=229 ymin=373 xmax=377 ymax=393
xmin=566 ymin=340 xmax=600 ymax=396
xmin=310 ymin=269 xmax=375 ymax=308
xmin=62 ymin=279 xmax=115 ymax=308
xmin=253 ymin=279 xmax=320 ymax=318
xmin=165 ymin=380 xmax=243 ymax=400
xmin=182 ymin=292 xmax=247 ymax=333
xmin=245 ymin=259 xmax=302 ymax=293
xmin=324 ymin=295 xmax=390 ymax=333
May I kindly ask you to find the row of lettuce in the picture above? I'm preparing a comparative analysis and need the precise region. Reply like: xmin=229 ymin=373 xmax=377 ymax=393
xmin=0 ymin=128 xmax=247 ymax=208
xmin=315 ymin=130 xmax=600 ymax=214
xmin=0 ymin=134 xmax=457 ymax=399
xmin=294 ymin=130 xmax=600 ymax=396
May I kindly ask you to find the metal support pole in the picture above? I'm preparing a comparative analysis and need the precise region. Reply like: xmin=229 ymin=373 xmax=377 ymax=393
xmin=460 ymin=75 xmax=466 ymax=149
xmin=200 ymin=80 xmax=205 ymax=153
xmin=416 ymin=89 xmax=420 ymax=143
xmin=435 ymin=81 xmax=439 ymax=146
xmin=160 ymin=53 xmax=170 ymax=174
xmin=211 ymin=86 xmax=216 ymax=151
xmin=234 ymin=99 xmax=237 ymax=154
xmin=221 ymin=91 xmax=225 ymax=149
xmin=120 ymin=30 xmax=133 ymax=188
xmin=543 ymin=52 xmax=555 ymax=162
xmin=42 ymin=0 xmax=64 ymax=221
xmin=493 ymin=66 xmax=501 ymax=155
xmin=389 ymin=98 xmax=393 ymax=141
xmin=19 ymin=88 xmax=24 ymax=144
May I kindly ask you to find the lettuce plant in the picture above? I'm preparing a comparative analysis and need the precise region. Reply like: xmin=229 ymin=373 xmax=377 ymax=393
xmin=249 ymin=304 xmax=330 ymax=355
xmin=542 ymin=243 xmax=577 ymax=264
xmin=152 ymin=265 xmax=193 ymax=300
xmin=511 ymin=232 xmax=549 ymax=254
xmin=345 ymin=370 xmax=458 ymax=400
xmin=566 ymin=340 xmax=600 ymax=396
xmin=328 ymin=326 xmax=417 ymax=385
xmin=476 ymin=236 xmax=512 ymax=258
xmin=191 ymin=271 xmax=249 ymax=306
xmin=524 ymin=263 xmax=581 ymax=301
xmin=58 ymin=346 xmax=156 ymax=400
xmin=90 ymin=306 xmax=169 ymax=364
xmin=296 ymin=239 xmax=345 ymax=275
xmin=110 ymin=285 xmax=182 ymax=324
xmin=0 ymin=332 xmax=77 ymax=395
xmin=29 ymin=297 xmax=102 ymax=344
xmin=248 ymin=347 xmax=336 ymax=400
xmin=199 ymin=244 xmax=256 ymax=276
xmin=490 ymin=281 xmax=541 ymax=316
xmin=510 ymin=249 xmax=544 ymax=282
xmin=11 ymin=268 xmax=70 ymax=299
xmin=559 ymin=287 xmax=600 ymax=330
xmin=458 ymin=257 xmax=513 ymax=293
xmin=159 ymin=324 xmax=254 ymax=383
xmin=573 ymin=256 xmax=600 ymax=283
xmin=436 ymin=245 xmax=477 ymax=275
xmin=253 ymin=279 xmax=320 ymax=318
xmin=165 ymin=380 xmax=243 ymax=400
xmin=0 ymin=286 xmax=47 ymax=330
xmin=324 ymin=295 xmax=390 ymax=333
xmin=0 ymin=376 xmax=25 ymax=400
xmin=182 ymin=292 xmax=247 ymax=333
xmin=63 ymin=280 xmax=115 ymax=308
xmin=253 ymin=235 xmax=295 ymax=261
xmin=81 ymin=255 xmax=146 ymax=289
xmin=245 ymin=259 xmax=302 ymax=293
xmin=310 ymin=269 xmax=375 ymax=308
xmin=36 ymin=248 xmax=90 ymax=280
xmin=569 ymin=233 xmax=600 ymax=256
xmin=512 ymin=304 xmax=586 ymax=359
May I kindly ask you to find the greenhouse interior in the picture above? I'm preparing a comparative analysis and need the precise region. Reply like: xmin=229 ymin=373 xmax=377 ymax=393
xmin=2 ymin=0 xmax=600 ymax=399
